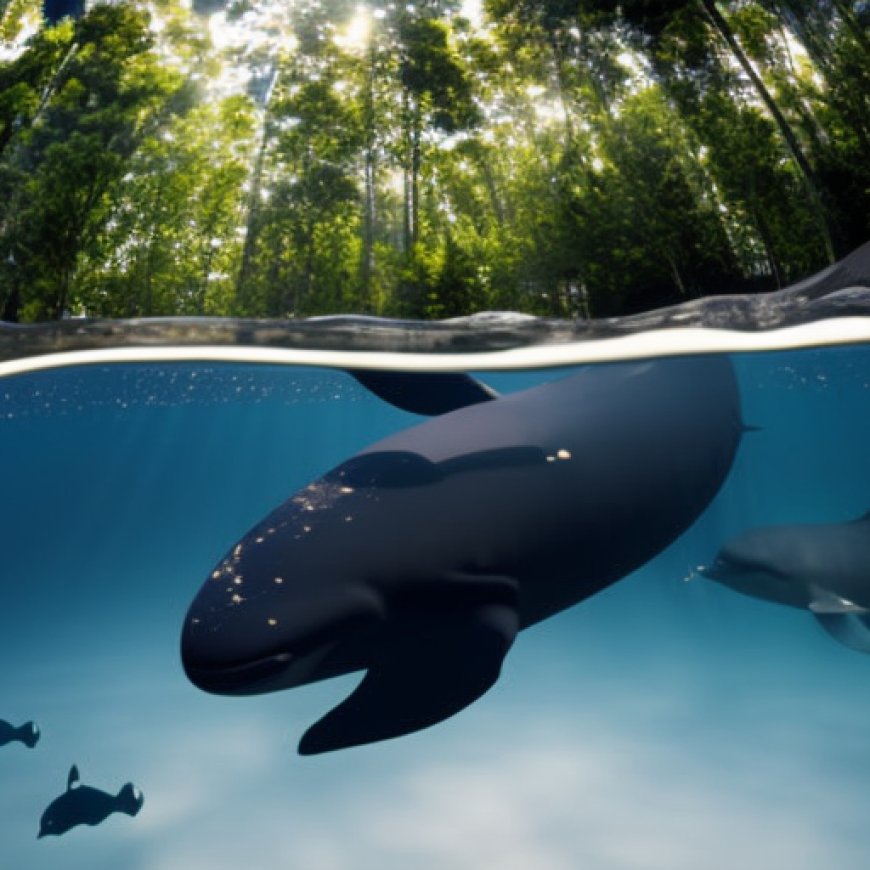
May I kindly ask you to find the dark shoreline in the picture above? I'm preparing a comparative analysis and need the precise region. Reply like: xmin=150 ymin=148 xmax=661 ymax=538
xmin=2 ymin=242 xmax=870 ymax=362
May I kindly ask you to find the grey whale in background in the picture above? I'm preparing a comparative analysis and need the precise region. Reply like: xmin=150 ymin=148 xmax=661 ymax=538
xmin=703 ymin=512 xmax=870 ymax=652
xmin=182 ymin=357 xmax=745 ymax=754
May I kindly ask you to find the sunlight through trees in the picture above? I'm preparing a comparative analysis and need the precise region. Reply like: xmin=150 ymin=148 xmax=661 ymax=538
xmin=1 ymin=0 xmax=868 ymax=321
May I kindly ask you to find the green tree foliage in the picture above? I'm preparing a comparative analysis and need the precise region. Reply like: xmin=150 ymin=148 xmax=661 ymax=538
xmin=1 ymin=1 xmax=195 ymax=319
xmin=0 ymin=0 xmax=868 ymax=322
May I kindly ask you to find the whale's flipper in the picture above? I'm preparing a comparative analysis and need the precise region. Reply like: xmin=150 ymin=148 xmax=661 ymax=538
xmin=809 ymin=593 xmax=866 ymax=615
xmin=814 ymin=613 xmax=870 ymax=653
xmin=348 ymin=370 xmax=498 ymax=416
xmin=299 ymin=575 xmax=519 ymax=754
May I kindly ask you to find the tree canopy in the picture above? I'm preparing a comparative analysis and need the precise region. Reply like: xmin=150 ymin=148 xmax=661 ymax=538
xmin=1 ymin=0 xmax=868 ymax=321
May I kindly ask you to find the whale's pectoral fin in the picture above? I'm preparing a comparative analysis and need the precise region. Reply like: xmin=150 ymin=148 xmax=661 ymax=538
xmin=298 ymin=575 xmax=519 ymax=755
xmin=808 ymin=592 xmax=866 ymax=615
xmin=813 ymin=612 xmax=870 ymax=653
xmin=347 ymin=370 xmax=498 ymax=416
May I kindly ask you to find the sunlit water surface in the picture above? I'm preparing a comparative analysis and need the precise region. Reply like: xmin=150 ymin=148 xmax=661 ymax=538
xmin=2 ymin=346 xmax=870 ymax=870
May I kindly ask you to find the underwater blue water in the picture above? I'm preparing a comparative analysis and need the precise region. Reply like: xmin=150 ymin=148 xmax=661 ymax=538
xmin=2 ymin=348 xmax=870 ymax=869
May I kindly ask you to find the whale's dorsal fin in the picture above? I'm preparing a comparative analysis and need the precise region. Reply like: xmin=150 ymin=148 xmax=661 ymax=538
xmin=67 ymin=765 xmax=80 ymax=791
xmin=814 ymin=613 xmax=870 ymax=653
xmin=298 ymin=573 xmax=519 ymax=754
xmin=347 ymin=370 xmax=498 ymax=416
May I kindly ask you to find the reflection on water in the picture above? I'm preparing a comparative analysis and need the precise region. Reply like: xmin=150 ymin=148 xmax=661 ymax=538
xmin=2 ymin=347 xmax=870 ymax=869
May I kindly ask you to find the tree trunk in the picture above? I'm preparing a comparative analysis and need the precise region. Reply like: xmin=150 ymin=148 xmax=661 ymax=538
xmin=752 ymin=206 xmax=783 ymax=287
xmin=401 ymin=89 xmax=413 ymax=255
xmin=665 ymin=250 xmax=687 ymax=295
xmin=236 ymin=63 xmax=278 ymax=314
xmin=478 ymin=155 xmax=506 ymax=227
xmin=549 ymin=35 xmax=575 ymax=148
xmin=142 ymin=175 xmax=166 ymax=315
xmin=411 ymin=119 xmax=421 ymax=249
xmin=235 ymin=128 xmax=269 ymax=312
xmin=32 ymin=42 xmax=80 ymax=135
xmin=1 ymin=285 xmax=20 ymax=322
xmin=359 ymin=42 xmax=377 ymax=310
xmin=698 ymin=0 xmax=837 ymax=263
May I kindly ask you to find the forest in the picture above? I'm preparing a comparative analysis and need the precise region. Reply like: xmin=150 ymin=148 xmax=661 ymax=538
xmin=0 ymin=0 xmax=868 ymax=322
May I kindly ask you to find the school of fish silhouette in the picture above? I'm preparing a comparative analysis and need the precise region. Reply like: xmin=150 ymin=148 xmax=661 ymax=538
xmin=1 ymin=719 xmax=143 ymax=838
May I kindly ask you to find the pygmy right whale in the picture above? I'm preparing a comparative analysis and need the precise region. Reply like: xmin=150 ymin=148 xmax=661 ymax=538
xmin=703 ymin=511 xmax=870 ymax=652
xmin=38 ymin=765 xmax=144 ymax=838
xmin=182 ymin=356 xmax=745 ymax=754
xmin=0 ymin=719 xmax=39 ymax=748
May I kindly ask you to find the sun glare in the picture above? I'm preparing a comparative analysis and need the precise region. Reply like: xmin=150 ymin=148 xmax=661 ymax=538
xmin=460 ymin=0 xmax=483 ymax=28
xmin=335 ymin=5 xmax=373 ymax=53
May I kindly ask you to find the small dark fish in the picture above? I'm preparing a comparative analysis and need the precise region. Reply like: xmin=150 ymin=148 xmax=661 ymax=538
xmin=0 ymin=719 xmax=40 ymax=748
xmin=38 ymin=765 xmax=143 ymax=838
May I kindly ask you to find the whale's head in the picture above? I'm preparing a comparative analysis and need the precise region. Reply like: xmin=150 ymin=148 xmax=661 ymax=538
xmin=21 ymin=721 xmax=40 ymax=748
xmin=181 ymin=468 xmax=387 ymax=697
xmin=180 ymin=444 xmax=527 ymax=755
xmin=37 ymin=808 xmax=63 ymax=838
xmin=116 ymin=783 xmax=145 ymax=817
xmin=701 ymin=528 xmax=810 ymax=609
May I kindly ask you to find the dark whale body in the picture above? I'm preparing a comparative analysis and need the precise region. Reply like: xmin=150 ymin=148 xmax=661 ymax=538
xmin=0 ymin=719 xmax=39 ymax=748
xmin=182 ymin=357 xmax=743 ymax=754
xmin=38 ymin=765 xmax=143 ymax=838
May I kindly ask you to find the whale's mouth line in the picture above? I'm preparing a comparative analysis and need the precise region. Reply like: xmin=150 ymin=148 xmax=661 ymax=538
xmin=184 ymin=639 xmax=353 ymax=695
xmin=184 ymin=650 xmax=298 ymax=694
xmin=701 ymin=556 xmax=797 ymax=606
xmin=702 ymin=553 xmax=786 ymax=580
